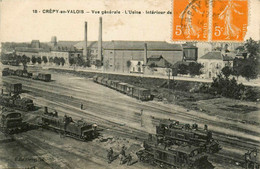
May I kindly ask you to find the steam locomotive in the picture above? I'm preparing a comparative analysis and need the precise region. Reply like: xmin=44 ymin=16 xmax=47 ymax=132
xmin=41 ymin=107 xmax=98 ymax=141
xmin=0 ymin=93 xmax=34 ymax=111
xmin=0 ymin=108 xmax=29 ymax=134
xmin=136 ymin=134 xmax=211 ymax=168
xmin=156 ymin=119 xmax=221 ymax=153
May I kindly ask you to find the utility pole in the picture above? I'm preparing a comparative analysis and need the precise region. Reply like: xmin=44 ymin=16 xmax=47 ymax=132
xmin=140 ymin=109 xmax=143 ymax=127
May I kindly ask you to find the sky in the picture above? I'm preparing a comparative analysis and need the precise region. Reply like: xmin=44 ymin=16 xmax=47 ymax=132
xmin=0 ymin=0 xmax=259 ymax=43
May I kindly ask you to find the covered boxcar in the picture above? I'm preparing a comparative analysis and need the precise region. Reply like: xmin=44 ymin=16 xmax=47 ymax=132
xmin=97 ymin=76 xmax=104 ymax=84
xmin=117 ymin=83 xmax=128 ymax=93
xmin=125 ymin=84 xmax=135 ymax=96
xmin=93 ymin=75 xmax=98 ymax=82
xmin=132 ymin=87 xmax=151 ymax=101
xmin=38 ymin=73 xmax=51 ymax=82
xmin=5 ymin=83 xmax=22 ymax=94
xmin=101 ymin=78 xmax=109 ymax=86
xmin=110 ymin=80 xmax=120 ymax=89
xmin=15 ymin=69 xmax=24 ymax=77
xmin=2 ymin=68 xmax=9 ymax=76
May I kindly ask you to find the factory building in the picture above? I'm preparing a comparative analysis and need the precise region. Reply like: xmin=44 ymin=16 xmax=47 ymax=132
xmin=102 ymin=41 xmax=184 ymax=73
xmin=15 ymin=38 xmax=82 ymax=65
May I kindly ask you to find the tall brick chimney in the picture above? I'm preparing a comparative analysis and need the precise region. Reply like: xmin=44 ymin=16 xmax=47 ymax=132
xmin=83 ymin=22 xmax=88 ymax=60
xmin=144 ymin=43 xmax=147 ymax=65
xmin=98 ymin=17 xmax=102 ymax=61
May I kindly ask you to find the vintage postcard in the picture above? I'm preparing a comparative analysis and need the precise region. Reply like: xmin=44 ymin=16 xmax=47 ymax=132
xmin=0 ymin=0 xmax=259 ymax=169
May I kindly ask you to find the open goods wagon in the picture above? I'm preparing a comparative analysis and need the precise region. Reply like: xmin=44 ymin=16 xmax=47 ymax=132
xmin=93 ymin=75 xmax=152 ymax=101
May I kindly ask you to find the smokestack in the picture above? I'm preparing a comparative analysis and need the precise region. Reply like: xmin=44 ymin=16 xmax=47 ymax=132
xmin=83 ymin=22 xmax=88 ymax=59
xmin=98 ymin=17 xmax=102 ymax=61
xmin=144 ymin=43 xmax=147 ymax=65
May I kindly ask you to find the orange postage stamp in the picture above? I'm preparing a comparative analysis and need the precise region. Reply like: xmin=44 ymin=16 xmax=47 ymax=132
xmin=172 ymin=0 xmax=209 ymax=41
xmin=212 ymin=0 xmax=248 ymax=41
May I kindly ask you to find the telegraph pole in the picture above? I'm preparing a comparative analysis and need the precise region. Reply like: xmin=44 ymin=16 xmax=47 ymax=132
xmin=140 ymin=109 xmax=143 ymax=127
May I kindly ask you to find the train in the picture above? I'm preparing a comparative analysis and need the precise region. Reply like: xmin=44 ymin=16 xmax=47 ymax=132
xmin=2 ymin=68 xmax=51 ymax=82
xmin=0 ymin=93 xmax=34 ymax=111
xmin=0 ymin=108 xmax=29 ymax=134
xmin=136 ymin=134 xmax=211 ymax=168
xmin=41 ymin=107 xmax=98 ymax=141
xmin=156 ymin=119 xmax=221 ymax=154
xmin=93 ymin=76 xmax=152 ymax=101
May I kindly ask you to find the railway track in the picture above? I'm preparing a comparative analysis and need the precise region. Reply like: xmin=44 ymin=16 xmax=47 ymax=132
xmin=3 ymin=76 xmax=260 ymax=143
xmin=4 ymin=76 xmax=260 ymax=138
xmin=2 ymin=75 xmax=260 ymax=165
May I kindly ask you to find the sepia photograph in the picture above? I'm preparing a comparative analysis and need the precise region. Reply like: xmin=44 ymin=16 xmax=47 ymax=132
xmin=0 ymin=0 xmax=259 ymax=168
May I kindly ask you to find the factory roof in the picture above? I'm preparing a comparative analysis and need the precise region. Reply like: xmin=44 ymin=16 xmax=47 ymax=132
xmin=106 ymin=41 xmax=182 ymax=50
xmin=200 ymin=51 xmax=234 ymax=61
xmin=74 ymin=41 xmax=183 ymax=51
xmin=182 ymin=43 xmax=197 ymax=49
xmin=200 ymin=51 xmax=223 ymax=60
xmin=15 ymin=47 xmax=47 ymax=53
xmin=74 ymin=41 xmax=111 ymax=49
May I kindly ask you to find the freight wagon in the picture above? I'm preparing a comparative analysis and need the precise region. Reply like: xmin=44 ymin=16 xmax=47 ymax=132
xmin=2 ymin=68 xmax=9 ymax=76
xmin=5 ymin=83 xmax=22 ymax=94
xmin=2 ymin=68 xmax=52 ymax=82
xmin=33 ymin=73 xmax=51 ymax=82
xmin=93 ymin=76 xmax=152 ymax=101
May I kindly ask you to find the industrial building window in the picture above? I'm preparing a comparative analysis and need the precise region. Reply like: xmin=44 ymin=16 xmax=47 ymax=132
xmin=110 ymin=51 xmax=113 ymax=54
xmin=110 ymin=65 xmax=113 ymax=67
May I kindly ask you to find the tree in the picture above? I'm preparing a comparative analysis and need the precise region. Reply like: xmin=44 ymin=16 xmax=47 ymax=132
xmin=83 ymin=60 xmax=91 ymax=67
xmin=127 ymin=60 xmax=131 ymax=69
xmin=21 ymin=55 xmax=27 ymax=65
xmin=245 ymin=38 xmax=259 ymax=59
xmin=95 ymin=60 xmax=102 ymax=67
xmin=188 ymin=62 xmax=203 ymax=76
xmin=31 ymin=56 xmax=36 ymax=64
xmin=26 ymin=56 xmax=30 ymax=63
xmin=36 ymin=57 xmax=42 ymax=64
xmin=49 ymin=57 xmax=54 ymax=63
xmin=16 ymin=55 xmax=22 ymax=64
xmin=240 ymin=64 xmax=258 ymax=81
xmin=221 ymin=66 xmax=232 ymax=78
xmin=60 ymin=57 xmax=65 ymax=66
xmin=54 ymin=57 xmax=60 ymax=65
xmin=42 ymin=56 xmax=48 ymax=64
xmin=69 ymin=58 xmax=75 ymax=66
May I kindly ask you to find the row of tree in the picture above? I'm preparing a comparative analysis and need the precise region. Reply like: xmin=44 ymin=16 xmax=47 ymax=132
xmin=174 ymin=62 xmax=203 ymax=77
xmin=199 ymin=73 xmax=257 ymax=101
